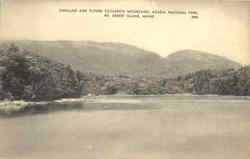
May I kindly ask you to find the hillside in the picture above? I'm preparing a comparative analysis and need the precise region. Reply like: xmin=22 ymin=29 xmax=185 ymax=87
xmin=0 ymin=44 xmax=82 ymax=101
xmin=163 ymin=49 xmax=241 ymax=77
xmin=0 ymin=41 xmax=241 ymax=78
xmin=0 ymin=44 xmax=248 ymax=102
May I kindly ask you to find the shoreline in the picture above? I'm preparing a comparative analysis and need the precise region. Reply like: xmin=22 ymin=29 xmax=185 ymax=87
xmin=0 ymin=98 xmax=87 ymax=117
xmin=1 ymin=94 xmax=250 ymax=116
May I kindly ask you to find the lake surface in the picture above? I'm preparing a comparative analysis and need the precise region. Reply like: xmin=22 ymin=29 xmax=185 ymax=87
xmin=0 ymin=95 xmax=250 ymax=159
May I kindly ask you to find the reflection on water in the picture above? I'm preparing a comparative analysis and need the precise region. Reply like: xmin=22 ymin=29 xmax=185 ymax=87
xmin=0 ymin=95 xmax=250 ymax=159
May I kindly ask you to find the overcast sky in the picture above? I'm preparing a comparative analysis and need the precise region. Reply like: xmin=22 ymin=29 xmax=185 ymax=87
xmin=0 ymin=0 xmax=249 ymax=64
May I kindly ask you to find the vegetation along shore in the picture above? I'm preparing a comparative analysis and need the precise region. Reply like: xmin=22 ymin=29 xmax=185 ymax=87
xmin=0 ymin=42 xmax=249 ymax=115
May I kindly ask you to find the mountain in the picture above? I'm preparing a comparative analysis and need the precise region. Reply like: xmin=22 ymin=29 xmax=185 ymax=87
xmin=163 ymin=49 xmax=241 ymax=77
xmin=0 ymin=41 xmax=241 ymax=78
xmin=0 ymin=41 xmax=164 ymax=77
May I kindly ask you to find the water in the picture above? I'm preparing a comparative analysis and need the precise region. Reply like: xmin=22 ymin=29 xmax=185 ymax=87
xmin=0 ymin=95 xmax=250 ymax=159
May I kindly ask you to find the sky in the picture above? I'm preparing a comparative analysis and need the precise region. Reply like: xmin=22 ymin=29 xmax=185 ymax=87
xmin=0 ymin=0 xmax=249 ymax=64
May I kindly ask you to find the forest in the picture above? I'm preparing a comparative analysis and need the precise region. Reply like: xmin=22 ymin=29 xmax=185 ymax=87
xmin=0 ymin=44 xmax=249 ymax=101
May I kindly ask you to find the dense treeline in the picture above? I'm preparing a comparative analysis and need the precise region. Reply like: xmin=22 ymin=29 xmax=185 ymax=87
xmin=75 ymin=72 xmax=165 ymax=95
xmin=0 ymin=44 xmax=249 ymax=101
xmin=173 ymin=67 xmax=250 ymax=96
xmin=0 ymin=45 xmax=82 ymax=101
xmin=75 ymin=66 xmax=250 ymax=96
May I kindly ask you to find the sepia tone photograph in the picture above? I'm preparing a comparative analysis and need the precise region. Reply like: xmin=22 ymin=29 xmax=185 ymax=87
xmin=0 ymin=0 xmax=250 ymax=159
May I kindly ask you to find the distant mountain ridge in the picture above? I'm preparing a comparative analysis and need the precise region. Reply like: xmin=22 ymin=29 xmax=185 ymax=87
xmin=0 ymin=40 xmax=241 ymax=78
xmin=163 ymin=49 xmax=241 ymax=77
